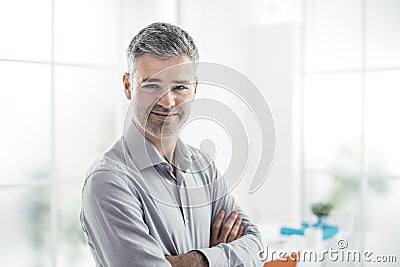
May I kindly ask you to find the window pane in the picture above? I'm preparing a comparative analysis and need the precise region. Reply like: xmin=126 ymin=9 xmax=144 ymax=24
xmin=0 ymin=0 xmax=51 ymax=61
xmin=305 ymin=0 xmax=362 ymax=71
xmin=365 ymin=71 xmax=400 ymax=176
xmin=304 ymin=173 xmax=361 ymax=247
xmin=365 ymin=178 xmax=400 ymax=263
xmin=121 ymin=0 xmax=178 ymax=49
xmin=304 ymin=173 xmax=361 ymax=217
xmin=0 ymin=186 xmax=52 ymax=267
xmin=366 ymin=0 xmax=400 ymax=68
xmin=0 ymin=62 xmax=51 ymax=184
xmin=54 ymin=0 xmax=120 ymax=66
xmin=54 ymin=66 xmax=119 ymax=180
xmin=304 ymin=73 xmax=362 ymax=174
xmin=57 ymin=182 xmax=94 ymax=267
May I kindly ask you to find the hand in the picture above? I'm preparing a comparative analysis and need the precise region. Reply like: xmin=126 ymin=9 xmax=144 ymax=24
xmin=210 ymin=210 xmax=244 ymax=247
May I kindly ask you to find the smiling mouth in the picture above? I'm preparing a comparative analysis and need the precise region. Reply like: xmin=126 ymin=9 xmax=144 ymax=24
xmin=150 ymin=111 xmax=179 ymax=119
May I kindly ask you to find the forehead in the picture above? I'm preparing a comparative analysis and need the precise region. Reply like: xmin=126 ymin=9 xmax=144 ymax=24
xmin=134 ymin=54 xmax=195 ymax=82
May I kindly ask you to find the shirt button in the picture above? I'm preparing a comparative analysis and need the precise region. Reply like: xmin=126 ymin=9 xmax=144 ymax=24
xmin=185 ymin=219 xmax=189 ymax=224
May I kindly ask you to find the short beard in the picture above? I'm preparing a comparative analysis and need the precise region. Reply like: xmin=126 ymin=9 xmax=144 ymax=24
xmin=145 ymin=119 xmax=177 ymax=138
xmin=135 ymin=104 xmax=184 ymax=139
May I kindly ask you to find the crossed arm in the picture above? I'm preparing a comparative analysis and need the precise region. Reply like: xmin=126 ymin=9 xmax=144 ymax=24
xmin=166 ymin=210 xmax=244 ymax=267
xmin=82 ymin=170 xmax=264 ymax=267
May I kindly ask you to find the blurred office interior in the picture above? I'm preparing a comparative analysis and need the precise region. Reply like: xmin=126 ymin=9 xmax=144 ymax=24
xmin=0 ymin=0 xmax=399 ymax=266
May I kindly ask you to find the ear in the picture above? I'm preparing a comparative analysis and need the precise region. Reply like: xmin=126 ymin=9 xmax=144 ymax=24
xmin=123 ymin=72 xmax=132 ymax=100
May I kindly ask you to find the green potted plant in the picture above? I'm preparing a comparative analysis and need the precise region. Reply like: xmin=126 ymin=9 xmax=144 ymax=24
xmin=311 ymin=202 xmax=333 ymax=227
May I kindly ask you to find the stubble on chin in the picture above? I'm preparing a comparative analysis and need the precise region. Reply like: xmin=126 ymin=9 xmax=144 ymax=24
xmin=136 ymin=114 xmax=178 ymax=139
xmin=134 ymin=104 xmax=187 ymax=139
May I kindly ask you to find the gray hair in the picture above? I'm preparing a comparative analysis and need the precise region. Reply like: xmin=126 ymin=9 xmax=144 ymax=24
xmin=126 ymin=22 xmax=199 ymax=75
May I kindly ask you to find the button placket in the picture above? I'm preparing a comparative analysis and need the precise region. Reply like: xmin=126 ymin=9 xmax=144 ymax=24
xmin=180 ymin=178 xmax=191 ymax=228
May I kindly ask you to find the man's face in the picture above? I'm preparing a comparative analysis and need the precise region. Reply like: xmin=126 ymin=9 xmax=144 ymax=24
xmin=129 ymin=54 xmax=197 ymax=138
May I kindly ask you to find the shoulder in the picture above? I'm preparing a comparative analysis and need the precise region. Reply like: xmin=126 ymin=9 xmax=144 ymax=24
xmin=82 ymin=138 xmax=140 ymax=197
xmin=86 ymin=138 xmax=125 ymax=176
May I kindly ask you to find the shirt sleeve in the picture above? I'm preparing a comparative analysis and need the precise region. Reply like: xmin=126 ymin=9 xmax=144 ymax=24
xmin=80 ymin=170 xmax=172 ymax=267
xmin=196 ymin=165 xmax=265 ymax=267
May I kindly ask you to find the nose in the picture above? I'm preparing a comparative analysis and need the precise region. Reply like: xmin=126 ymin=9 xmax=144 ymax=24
xmin=157 ymin=90 xmax=176 ymax=109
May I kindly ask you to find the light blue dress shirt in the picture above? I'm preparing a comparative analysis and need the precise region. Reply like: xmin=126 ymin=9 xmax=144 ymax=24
xmin=80 ymin=123 xmax=264 ymax=266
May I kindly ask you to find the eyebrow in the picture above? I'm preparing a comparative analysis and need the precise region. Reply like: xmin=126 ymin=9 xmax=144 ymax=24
xmin=172 ymin=80 xmax=191 ymax=84
xmin=141 ymin=77 xmax=162 ymax=83
xmin=141 ymin=77 xmax=192 ymax=84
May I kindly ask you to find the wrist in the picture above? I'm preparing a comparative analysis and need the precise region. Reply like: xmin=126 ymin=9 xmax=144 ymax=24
xmin=190 ymin=251 xmax=208 ymax=267
xmin=166 ymin=251 xmax=208 ymax=267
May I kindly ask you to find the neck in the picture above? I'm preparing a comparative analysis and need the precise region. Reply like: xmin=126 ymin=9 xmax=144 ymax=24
xmin=133 ymin=121 xmax=178 ymax=164
xmin=145 ymin=132 xmax=177 ymax=164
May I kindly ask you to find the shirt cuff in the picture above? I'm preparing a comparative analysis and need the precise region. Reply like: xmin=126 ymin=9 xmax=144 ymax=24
xmin=195 ymin=247 xmax=227 ymax=267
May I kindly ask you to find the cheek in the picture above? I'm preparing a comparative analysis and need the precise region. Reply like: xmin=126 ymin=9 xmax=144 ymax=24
xmin=176 ymin=95 xmax=194 ymax=110
xmin=135 ymin=93 xmax=157 ymax=111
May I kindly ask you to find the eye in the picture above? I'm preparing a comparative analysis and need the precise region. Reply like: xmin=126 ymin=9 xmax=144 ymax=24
xmin=142 ymin=83 xmax=161 ymax=90
xmin=173 ymin=85 xmax=188 ymax=90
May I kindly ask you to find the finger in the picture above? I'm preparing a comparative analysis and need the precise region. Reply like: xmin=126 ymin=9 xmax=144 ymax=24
xmin=211 ymin=210 xmax=225 ymax=242
xmin=238 ymin=225 xmax=244 ymax=237
xmin=219 ymin=210 xmax=239 ymax=242
xmin=226 ymin=216 xmax=241 ymax=243
xmin=227 ymin=216 xmax=242 ymax=243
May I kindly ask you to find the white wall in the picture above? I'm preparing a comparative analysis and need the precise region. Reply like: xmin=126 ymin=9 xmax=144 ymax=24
xmin=178 ymin=0 xmax=301 ymax=224
xmin=245 ymin=23 xmax=300 ymax=223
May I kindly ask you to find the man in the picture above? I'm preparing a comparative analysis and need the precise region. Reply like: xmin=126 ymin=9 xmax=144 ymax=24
xmin=80 ymin=22 xmax=264 ymax=267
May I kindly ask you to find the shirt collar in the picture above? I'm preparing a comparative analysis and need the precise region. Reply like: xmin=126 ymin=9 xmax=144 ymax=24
xmin=174 ymin=138 xmax=193 ymax=172
xmin=123 ymin=121 xmax=192 ymax=172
